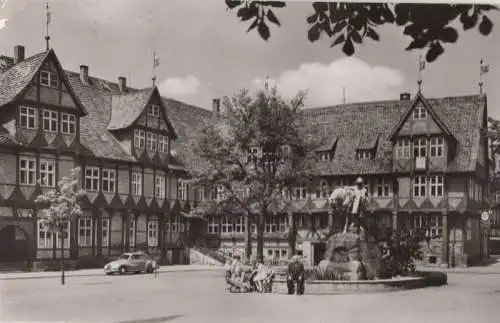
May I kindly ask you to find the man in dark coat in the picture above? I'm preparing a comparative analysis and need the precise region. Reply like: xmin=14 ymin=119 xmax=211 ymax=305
xmin=287 ymin=254 xmax=305 ymax=295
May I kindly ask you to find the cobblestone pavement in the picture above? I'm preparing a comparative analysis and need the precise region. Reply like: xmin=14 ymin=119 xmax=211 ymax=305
xmin=1 ymin=269 xmax=499 ymax=323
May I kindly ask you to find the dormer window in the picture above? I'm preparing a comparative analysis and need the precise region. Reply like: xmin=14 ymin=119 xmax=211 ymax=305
xmin=430 ymin=137 xmax=444 ymax=157
xmin=356 ymin=150 xmax=372 ymax=160
xmin=148 ymin=105 xmax=160 ymax=117
xmin=413 ymin=106 xmax=427 ymax=120
xmin=40 ymin=70 xmax=58 ymax=88
xmin=318 ymin=151 xmax=332 ymax=161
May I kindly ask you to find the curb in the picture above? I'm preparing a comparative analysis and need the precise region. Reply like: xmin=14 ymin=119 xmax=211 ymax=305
xmin=0 ymin=267 xmax=224 ymax=281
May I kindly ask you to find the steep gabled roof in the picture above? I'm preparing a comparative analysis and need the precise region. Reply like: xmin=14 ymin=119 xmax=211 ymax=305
xmin=0 ymin=50 xmax=88 ymax=116
xmin=388 ymin=91 xmax=455 ymax=141
xmin=107 ymin=87 xmax=154 ymax=130
xmin=0 ymin=51 xmax=49 ymax=107
xmin=304 ymin=94 xmax=486 ymax=175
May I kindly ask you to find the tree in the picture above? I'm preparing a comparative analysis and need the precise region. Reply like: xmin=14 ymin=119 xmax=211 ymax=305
xmin=225 ymin=1 xmax=497 ymax=62
xmin=35 ymin=167 xmax=86 ymax=285
xmin=187 ymin=87 xmax=324 ymax=261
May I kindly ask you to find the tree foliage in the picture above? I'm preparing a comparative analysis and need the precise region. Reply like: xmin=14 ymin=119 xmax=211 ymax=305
xmin=35 ymin=167 xmax=86 ymax=284
xmin=186 ymin=87 xmax=325 ymax=259
xmin=226 ymin=1 xmax=497 ymax=62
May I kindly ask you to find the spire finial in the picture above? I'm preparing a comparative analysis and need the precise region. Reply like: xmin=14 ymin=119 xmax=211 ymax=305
xmin=264 ymin=74 xmax=270 ymax=92
xmin=45 ymin=0 xmax=51 ymax=51
xmin=342 ymin=86 xmax=346 ymax=104
xmin=152 ymin=52 xmax=159 ymax=86
xmin=418 ymin=53 xmax=425 ymax=92
xmin=479 ymin=58 xmax=490 ymax=95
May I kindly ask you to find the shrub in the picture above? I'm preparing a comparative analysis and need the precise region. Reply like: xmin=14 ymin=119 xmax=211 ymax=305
xmin=376 ymin=227 xmax=425 ymax=278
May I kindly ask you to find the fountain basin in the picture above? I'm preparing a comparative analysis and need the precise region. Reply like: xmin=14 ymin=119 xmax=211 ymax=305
xmin=271 ymin=275 xmax=427 ymax=295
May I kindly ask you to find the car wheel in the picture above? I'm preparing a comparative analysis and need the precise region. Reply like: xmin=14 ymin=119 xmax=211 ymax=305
xmin=119 ymin=266 xmax=127 ymax=275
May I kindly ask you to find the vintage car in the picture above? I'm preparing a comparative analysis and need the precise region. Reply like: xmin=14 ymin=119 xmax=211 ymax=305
xmin=104 ymin=251 xmax=159 ymax=275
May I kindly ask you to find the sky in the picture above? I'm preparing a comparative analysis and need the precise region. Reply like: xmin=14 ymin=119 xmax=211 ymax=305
xmin=0 ymin=0 xmax=499 ymax=119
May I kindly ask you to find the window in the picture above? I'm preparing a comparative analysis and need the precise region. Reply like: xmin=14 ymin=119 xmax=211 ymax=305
xmin=158 ymin=135 xmax=169 ymax=153
xmin=38 ymin=220 xmax=52 ymax=248
xmin=413 ymin=176 xmax=426 ymax=197
xmin=101 ymin=218 xmax=110 ymax=247
xmin=430 ymin=137 xmax=444 ymax=157
xmin=102 ymin=169 xmax=116 ymax=193
xmin=148 ymin=219 xmax=159 ymax=247
xmin=279 ymin=216 xmax=288 ymax=233
xmin=235 ymin=217 xmax=245 ymax=233
xmin=19 ymin=106 xmax=37 ymax=129
xmin=430 ymin=176 xmax=444 ymax=197
xmin=42 ymin=110 xmax=58 ymax=132
xmin=131 ymin=171 xmax=142 ymax=196
xmin=216 ymin=185 xmax=225 ymax=201
xmin=85 ymin=167 xmax=100 ymax=192
xmin=356 ymin=150 xmax=372 ymax=160
xmin=19 ymin=157 xmax=36 ymax=185
xmin=134 ymin=129 xmax=145 ymax=149
xmin=148 ymin=105 xmax=160 ymax=117
xmin=208 ymin=216 xmax=219 ymax=234
xmin=247 ymin=147 xmax=261 ymax=163
xmin=198 ymin=186 xmax=206 ymax=201
xmin=265 ymin=216 xmax=278 ymax=233
xmin=413 ymin=106 xmax=427 ymax=120
xmin=39 ymin=159 xmax=55 ymax=187
xmin=171 ymin=216 xmax=180 ymax=232
xmin=147 ymin=132 xmax=157 ymax=152
xmin=221 ymin=216 xmax=233 ymax=233
xmin=155 ymin=175 xmax=165 ymax=199
xmin=61 ymin=114 xmax=76 ymax=135
xmin=294 ymin=185 xmax=306 ymax=200
xmin=179 ymin=180 xmax=188 ymax=200
xmin=78 ymin=218 xmax=92 ymax=247
xmin=40 ymin=70 xmax=58 ymax=88
xmin=466 ymin=218 xmax=472 ymax=240
xmin=128 ymin=219 xmax=136 ymax=247
xmin=55 ymin=221 xmax=70 ymax=248
xmin=396 ymin=139 xmax=411 ymax=158
xmin=317 ymin=180 xmax=329 ymax=199
xmin=413 ymin=137 xmax=427 ymax=157
xmin=376 ymin=178 xmax=391 ymax=197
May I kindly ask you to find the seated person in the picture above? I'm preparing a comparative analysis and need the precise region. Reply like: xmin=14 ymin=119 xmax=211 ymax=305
xmin=253 ymin=258 xmax=269 ymax=292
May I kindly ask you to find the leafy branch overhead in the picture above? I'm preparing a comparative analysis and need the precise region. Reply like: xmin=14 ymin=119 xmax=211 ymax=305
xmin=225 ymin=1 xmax=497 ymax=62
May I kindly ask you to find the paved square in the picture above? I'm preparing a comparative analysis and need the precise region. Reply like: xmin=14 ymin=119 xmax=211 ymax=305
xmin=1 ymin=270 xmax=499 ymax=323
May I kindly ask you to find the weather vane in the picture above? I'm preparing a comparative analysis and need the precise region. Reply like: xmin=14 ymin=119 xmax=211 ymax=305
xmin=417 ymin=53 xmax=425 ymax=92
xmin=45 ymin=0 xmax=51 ymax=50
xmin=479 ymin=58 xmax=490 ymax=95
xmin=152 ymin=52 xmax=160 ymax=86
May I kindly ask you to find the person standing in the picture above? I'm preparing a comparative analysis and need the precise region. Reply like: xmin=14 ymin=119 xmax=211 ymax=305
xmin=286 ymin=254 xmax=305 ymax=295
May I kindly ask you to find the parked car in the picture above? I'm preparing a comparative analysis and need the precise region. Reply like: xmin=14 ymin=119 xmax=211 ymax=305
xmin=104 ymin=252 xmax=159 ymax=275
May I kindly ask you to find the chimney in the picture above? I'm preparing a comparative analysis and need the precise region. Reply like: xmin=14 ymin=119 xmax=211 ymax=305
xmin=80 ymin=65 xmax=89 ymax=84
xmin=118 ymin=77 xmax=127 ymax=93
xmin=13 ymin=45 xmax=25 ymax=64
xmin=212 ymin=98 xmax=221 ymax=117
xmin=400 ymin=92 xmax=411 ymax=101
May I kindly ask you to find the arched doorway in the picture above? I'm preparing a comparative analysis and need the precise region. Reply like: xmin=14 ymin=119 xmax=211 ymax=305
xmin=0 ymin=225 xmax=29 ymax=262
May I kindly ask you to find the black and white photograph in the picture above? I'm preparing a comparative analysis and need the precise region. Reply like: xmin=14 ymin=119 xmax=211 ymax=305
xmin=0 ymin=0 xmax=499 ymax=322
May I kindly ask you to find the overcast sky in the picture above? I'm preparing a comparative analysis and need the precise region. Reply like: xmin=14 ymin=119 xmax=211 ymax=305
xmin=1 ymin=0 xmax=499 ymax=118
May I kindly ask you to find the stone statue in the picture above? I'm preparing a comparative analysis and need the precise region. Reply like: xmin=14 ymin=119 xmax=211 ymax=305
xmin=319 ymin=177 xmax=381 ymax=280
xmin=328 ymin=177 xmax=369 ymax=233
